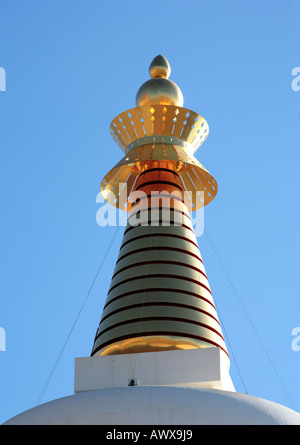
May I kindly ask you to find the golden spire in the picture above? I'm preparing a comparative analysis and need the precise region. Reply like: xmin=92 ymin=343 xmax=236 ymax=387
xmin=91 ymin=56 xmax=229 ymax=366
xmin=136 ymin=55 xmax=183 ymax=107
xmin=149 ymin=54 xmax=171 ymax=79
xmin=102 ymin=55 xmax=215 ymax=211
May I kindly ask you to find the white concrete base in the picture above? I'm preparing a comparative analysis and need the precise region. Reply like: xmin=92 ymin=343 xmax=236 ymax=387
xmin=6 ymin=348 xmax=300 ymax=425
xmin=5 ymin=387 xmax=300 ymax=425
xmin=74 ymin=347 xmax=235 ymax=393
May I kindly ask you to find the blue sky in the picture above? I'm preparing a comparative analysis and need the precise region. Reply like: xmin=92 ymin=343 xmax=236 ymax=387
xmin=1 ymin=0 xmax=300 ymax=423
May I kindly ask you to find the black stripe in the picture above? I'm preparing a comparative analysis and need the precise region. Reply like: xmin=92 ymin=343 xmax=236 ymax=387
xmin=104 ymin=287 xmax=215 ymax=312
xmin=124 ymin=220 xmax=193 ymax=237
xmin=107 ymin=273 xmax=212 ymax=296
xmin=128 ymin=206 xmax=192 ymax=225
xmin=112 ymin=260 xmax=208 ymax=281
xmin=116 ymin=246 xmax=203 ymax=265
xmin=100 ymin=301 xmax=220 ymax=326
xmin=120 ymin=233 xmax=199 ymax=251
xmin=95 ymin=316 xmax=224 ymax=343
xmin=139 ymin=168 xmax=179 ymax=178
xmin=136 ymin=180 xmax=183 ymax=192
xmin=131 ymin=193 xmax=185 ymax=207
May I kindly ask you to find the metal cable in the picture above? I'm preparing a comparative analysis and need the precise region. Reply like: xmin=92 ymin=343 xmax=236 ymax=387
xmin=35 ymin=216 xmax=125 ymax=406
xmin=204 ymin=229 xmax=297 ymax=411
xmin=212 ymin=294 xmax=248 ymax=394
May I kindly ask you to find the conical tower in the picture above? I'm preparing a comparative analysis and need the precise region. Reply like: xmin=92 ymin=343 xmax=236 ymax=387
xmin=91 ymin=55 xmax=229 ymax=365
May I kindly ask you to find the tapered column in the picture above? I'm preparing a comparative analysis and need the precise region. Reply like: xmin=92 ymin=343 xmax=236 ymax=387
xmin=91 ymin=160 xmax=228 ymax=361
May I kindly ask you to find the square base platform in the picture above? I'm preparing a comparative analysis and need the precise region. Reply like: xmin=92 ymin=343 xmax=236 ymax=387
xmin=74 ymin=347 xmax=235 ymax=393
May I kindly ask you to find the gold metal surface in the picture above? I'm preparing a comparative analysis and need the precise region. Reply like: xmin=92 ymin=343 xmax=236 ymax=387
xmin=97 ymin=336 xmax=209 ymax=356
xmin=100 ymin=144 xmax=217 ymax=211
xmin=105 ymin=101 xmax=214 ymax=211
xmin=136 ymin=79 xmax=184 ymax=107
xmin=136 ymin=55 xmax=183 ymax=107
xmin=149 ymin=54 xmax=171 ymax=79
xmin=110 ymin=105 xmax=209 ymax=154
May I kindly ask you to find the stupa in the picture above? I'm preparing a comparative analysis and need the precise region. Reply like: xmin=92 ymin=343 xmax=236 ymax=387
xmin=4 ymin=56 xmax=300 ymax=425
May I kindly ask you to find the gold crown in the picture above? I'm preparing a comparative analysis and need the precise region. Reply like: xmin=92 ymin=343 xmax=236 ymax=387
xmin=101 ymin=55 xmax=217 ymax=211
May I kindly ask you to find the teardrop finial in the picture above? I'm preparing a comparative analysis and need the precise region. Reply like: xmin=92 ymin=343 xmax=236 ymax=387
xmin=149 ymin=54 xmax=171 ymax=79
xmin=136 ymin=55 xmax=183 ymax=107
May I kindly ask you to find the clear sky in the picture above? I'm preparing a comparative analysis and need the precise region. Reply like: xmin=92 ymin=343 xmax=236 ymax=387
xmin=1 ymin=0 xmax=300 ymax=424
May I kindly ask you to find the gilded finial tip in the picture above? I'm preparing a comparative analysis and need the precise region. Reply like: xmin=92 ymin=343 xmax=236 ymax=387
xmin=149 ymin=54 xmax=171 ymax=79
xmin=136 ymin=55 xmax=183 ymax=107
